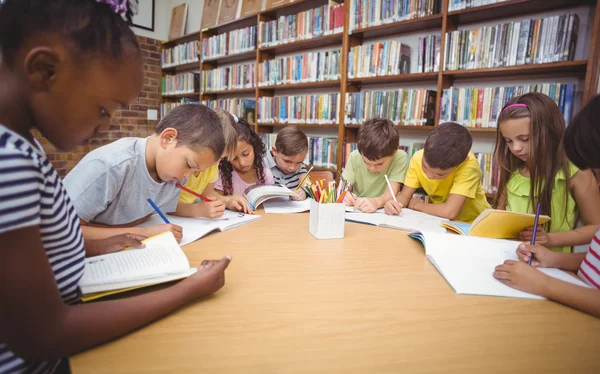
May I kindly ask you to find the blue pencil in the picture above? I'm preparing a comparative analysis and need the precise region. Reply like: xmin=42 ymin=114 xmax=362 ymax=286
xmin=528 ymin=203 xmax=542 ymax=265
xmin=147 ymin=198 xmax=170 ymax=224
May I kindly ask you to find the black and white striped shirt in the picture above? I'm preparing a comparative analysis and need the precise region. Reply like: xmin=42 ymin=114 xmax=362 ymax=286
xmin=264 ymin=151 xmax=308 ymax=189
xmin=0 ymin=125 xmax=85 ymax=374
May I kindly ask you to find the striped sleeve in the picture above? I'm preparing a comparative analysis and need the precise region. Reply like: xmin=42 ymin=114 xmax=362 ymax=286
xmin=578 ymin=230 xmax=600 ymax=289
xmin=0 ymin=150 xmax=42 ymax=234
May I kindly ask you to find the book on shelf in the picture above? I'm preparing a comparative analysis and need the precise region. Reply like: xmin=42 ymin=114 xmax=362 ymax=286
xmin=202 ymin=63 xmax=256 ymax=92
xmin=200 ymin=0 xmax=220 ymax=29
xmin=258 ymin=94 xmax=340 ymax=125
xmin=258 ymin=3 xmax=344 ymax=48
xmin=439 ymin=83 xmax=576 ymax=127
xmin=258 ymin=49 xmax=341 ymax=86
xmin=342 ymin=142 xmax=357 ymax=167
xmin=203 ymin=98 xmax=256 ymax=124
xmin=441 ymin=209 xmax=551 ymax=239
xmin=348 ymin=0 xmax=442 ymax=31
xmin=417 ymin=35 xmax=440 ymax=73
xmin=162 ymin=40 xmax=200 ymax=68
xmin=161 ymin=98 xmax=200 ymax=119
xmin=345 ymin=89 xmax=437 ymax=126
xmin=240 ymin=0 xmax=262 ymax=18
xmin=473 ymin=152 xmax=499 ymax=196
xmin=348 ymin=41 xmax=411 ymax=78
xmin=448 ymin=0 xmax=509 ymax=12
xmin=162 ymin=73 xmax=200 ymax=95
xmin=261 ymin=134 xmax=338 ymax=169
xmin=444 ymin=13 xmax=580 ymax=71
xmin=218 ymin=0 xmax=239 ymax=25
xmin=202 ymin=25 xmax=257 ymax=60
xmin=399 ymin=143 xmax=425 ymax=158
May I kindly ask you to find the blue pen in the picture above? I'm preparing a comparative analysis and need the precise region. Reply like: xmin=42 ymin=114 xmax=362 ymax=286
xmin=147 ymin=198 xmax=171 ymax=224
xmin=528 ymin=203 xmax=542 ymax=265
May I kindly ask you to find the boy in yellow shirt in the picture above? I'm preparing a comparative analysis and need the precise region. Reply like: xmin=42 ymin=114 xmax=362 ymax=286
xmin=342 ymin=118 xmax=408 ymax=213
xmin=384 ymin=122 xmax=490 ymax=222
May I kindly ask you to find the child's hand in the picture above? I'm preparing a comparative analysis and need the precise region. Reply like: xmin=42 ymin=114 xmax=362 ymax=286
xmin=493 ymin=260 xmax=551 ymax=297
xmin=520 ymin=225 xmax=550 ymax=246
xmin=291 ymin=188 xmax=307 ymax=201
xmin=225 ymin=195 xmax=253 ymax=214
xmin=344 ymin=192 xmax=357 ymax=206
xmin=516 ymin=243 xmax=558 ymax=268
xmin=143 ymin=224 xmax=183 ymax=243
xmin=407 ymin=197 xmax=425 ymax=210
xmin=384 ymin=200 xmax=403 ymax=215
xmin=355 ymin=198 xmax=379 ymax=213
xmin=85 ymin=234 xmax=147 ymax=257
xmin=182 ymin=256 xmax=232 ymax=300
xmin=197 ymin=200 xmax=226 ymax=219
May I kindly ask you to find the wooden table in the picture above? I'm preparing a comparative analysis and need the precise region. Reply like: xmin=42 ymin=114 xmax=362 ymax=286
xmin=71 ymin=214 xmax=600 ymax=373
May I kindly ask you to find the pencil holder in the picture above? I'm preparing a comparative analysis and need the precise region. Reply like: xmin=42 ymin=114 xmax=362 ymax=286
xmin=309 ymin=199 xmax=345 ymax=240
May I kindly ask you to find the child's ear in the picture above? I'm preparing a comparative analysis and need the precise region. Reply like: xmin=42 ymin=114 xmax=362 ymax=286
xmin=271 ymin=146 xmax=278 ymax=155
xmin=24 ymin=47 xmax=61 ymax=90
xmin=159 ymin=128 xmax=179 ymax=148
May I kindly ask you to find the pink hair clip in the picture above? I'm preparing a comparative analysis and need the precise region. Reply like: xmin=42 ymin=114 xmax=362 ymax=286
xmin=96 ymin=0 xmax=129 ymax=15
xmin=503 ymin=103 xmax=528 ymax=111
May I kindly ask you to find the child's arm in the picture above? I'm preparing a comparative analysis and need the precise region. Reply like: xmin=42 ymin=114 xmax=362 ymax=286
xmin=355 ymin=181 xmax=401 ymax=213
xmin=80 ymin=219 xmax=183 ymax=243
xmin=410 ymin=193 xmax=467 ymax=220
xmin=516 ymin=243 xmax=586 ymax=271
xmin=205 ymin=183 xmax=252 ymax=214
xmin=494 ymin=260 xmax=600 ymax=318
xmin=0 ymin=226 xmax=232 ymax=361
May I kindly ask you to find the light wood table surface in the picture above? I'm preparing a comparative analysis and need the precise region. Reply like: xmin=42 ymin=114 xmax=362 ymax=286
xmin=71 ymin=213 xmax=600 ymax=373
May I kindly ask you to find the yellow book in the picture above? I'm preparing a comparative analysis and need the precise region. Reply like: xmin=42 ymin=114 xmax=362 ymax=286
xmin=441 ymin=209 xmax=551 ymax=239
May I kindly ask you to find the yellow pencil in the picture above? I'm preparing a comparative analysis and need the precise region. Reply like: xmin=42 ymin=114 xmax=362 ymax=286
xmin=294 ymin=165 xmax=314 ymax=191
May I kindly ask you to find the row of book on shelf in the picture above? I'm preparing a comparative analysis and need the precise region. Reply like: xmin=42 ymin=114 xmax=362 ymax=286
xmin=160 ymin=98 xmax=199 ymax=119
xmin=348 ymin=0 xmax=442 ymax=32
xmin=444 ymin=13 xmax=580 ymax=71
xmin=161 ymin=73 xmax=200 ymax=96
xmin=257 ymin=94 xmax=340 ymax=125
xmin=202 ymin=26 xmax=256 ymax=60
xmin=202 ymin=63 xmax=255 ymax=92
xmin=203 ymin=98 xmax=256 ymax=125
xmin=448 ymin=0 xmax=509 ymax=12
xmin=261 ymin=134 xmax=338 ymax=170
xmin=161 ymin=40 xmax=199 ymax=68
xmin=258 ymin=49 xmax=341 ymax=86
xmin=258 ymin=3 xmax=345 ymax=48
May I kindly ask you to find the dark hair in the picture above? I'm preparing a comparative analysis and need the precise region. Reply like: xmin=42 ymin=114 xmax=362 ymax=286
xmin=218 ymin=118 xmax=267 ymax=195
xmin=275 ymin=126 xmax=308 ymax=156
xmin=564 ymin=95 xmax=600 ymax=170
xmin=357 ymin=118 xmax=400 ymax=161
xmin=156 ymin=104 xmax=225 ymax=159
xmin=0 ymin=0 xmax=140 ymax=66
xmin=494 ymin=92 xmax=572 ymax=222
xmin=424 ymin=122 xmax=472 ymax=169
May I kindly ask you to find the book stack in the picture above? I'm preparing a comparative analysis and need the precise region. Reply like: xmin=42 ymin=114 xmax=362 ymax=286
xmin=417 ymin=35 xmax=441 ymax=73
xmin=444 ymin=13 xmax=580 ymax=70
xmin=202 ymin=63 xmax=256 ymax=92
xmin=261 ymin=134 xmax=338 ymax=169
xmin=258 ymin=49 xmax=341 ymax=86
xmin=257 ymin=94 xmax=340 ymax=124
xmin=202 ymin=98 xmax=256 ymax=124
xmin=162 ymin=73 xmax=200 ymax=95
xmin=258 ymin=3 xmax=345 ymax=48
xmin=160 ymin=98 xmax=199 ymax=119
xmin=162 ymin=40 xmax=200 ymax=68
xmin=348 ymin=0 xmax=442 ymax=31
xmin=439 ymin=83 xmax=576 ymax=128
xmin=345 ymin=89 xmax=437 ymax=126
xmin=448 ymin=0 xmax=509 ymax=12
xmin=473 ymin=152 xmax=499 ymax=196
xmin=348 ymin=41 xmax=411 ymax=78
xmin=202 ymin=26 xmax=256 ymax=59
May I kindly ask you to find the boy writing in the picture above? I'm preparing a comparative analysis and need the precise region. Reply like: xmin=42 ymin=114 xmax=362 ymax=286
xmin=384 ymin=122 xmax=491 ymax=222
xmin=342 ymin=118 xmax=408 ymax=213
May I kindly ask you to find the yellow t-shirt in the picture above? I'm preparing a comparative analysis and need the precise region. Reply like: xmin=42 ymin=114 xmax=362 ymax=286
xmin=404 ymin=150 xmax=491 ymax=223
xmin=178 ymin=164 xmax=219 ymax=204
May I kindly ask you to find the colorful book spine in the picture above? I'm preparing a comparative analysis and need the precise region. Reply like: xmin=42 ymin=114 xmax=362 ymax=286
xmin=202 ymin=26 xmax=256 ymax=60
xmin=162 ymin=41 xmax=200 ymax=68
xmin=417 ymin=35 xmax=441 ymax=73
xmin=473 ymin=152 xmax=500 ymax=196
xmin=202 ymin=98 xmax=256 ymax=124
xmin=342 ymin=142 xmax=358 ymax=167
xmin=258 ymin=49 xmax=341 ymax=86
xmin=201 ymin=63 xmax=256 ymax=92
xmin=439 ymin=83 xmax=577 ymax=127
xmin=348 ymin=0 xmax=442 ymax=32
xmin=160 ymin=98 xmax=200 ymax=120
xmin=261 ymin=134 xmax=338 ymax=169
xmin=161 ymin=73 xmax=200 ymax=95
xmin=347 ymin=40 xmax=411 ymax=78
xmin=345 ymin=89 xmax=437 ymax=126
xmin=258 ymin=94 xmax=340 ymax=124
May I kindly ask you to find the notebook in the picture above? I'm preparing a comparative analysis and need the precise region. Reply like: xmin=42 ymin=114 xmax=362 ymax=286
xmin=263 ymin=198 xmax=311 ymax=214
xmin=80 ymin=232 xmax=195 ymax=302
xmin=345 ymin=209 xmax=447 ymax=234
xmin=137 ymin=210 xmax=261 ymax=246
xmin=409 ymin=231 xmax=589 ymax=299
xmin=441 ymin=209 xmax=551 ymax=239
xmin=244 ymin=184 xmax=297 ymax=210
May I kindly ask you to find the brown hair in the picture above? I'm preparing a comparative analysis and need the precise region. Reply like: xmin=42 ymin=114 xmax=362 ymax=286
xmin=494 ymin=92 xmax=573 ymax=222
xmin=564 ymin=94 xmax=600 ymax=170
xmin=357 ymin=118 xmax=400 ymax=161
xmin=155 ymin=104 xmax=224 ymax=159
xmin=275 ymin=126 xmax=308 ymax=156
xmin=211 ymin=108 xmax=240 ymax=161
xmin=424 ymin=122 xmax=472 ymax=169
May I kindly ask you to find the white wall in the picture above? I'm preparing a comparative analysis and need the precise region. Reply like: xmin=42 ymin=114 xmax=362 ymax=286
xmin=133 ymin=0 xmax=205 ymax=41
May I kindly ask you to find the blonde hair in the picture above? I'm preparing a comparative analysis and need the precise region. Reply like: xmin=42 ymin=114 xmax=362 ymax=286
xmin=212 ymin=108 xmax=239 ymax=161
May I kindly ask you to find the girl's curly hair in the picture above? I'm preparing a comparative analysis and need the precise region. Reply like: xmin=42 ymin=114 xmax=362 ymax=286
xmin=219 ymin=118 xmax=267 ymax=195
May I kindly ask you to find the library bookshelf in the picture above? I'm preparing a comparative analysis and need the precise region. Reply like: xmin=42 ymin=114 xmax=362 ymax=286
xmin=161 ymin=0 xmax=600 ymax=181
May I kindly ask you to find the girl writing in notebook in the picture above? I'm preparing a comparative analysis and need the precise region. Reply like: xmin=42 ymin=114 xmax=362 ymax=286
xmin=0 ymin=1 xmax=231 ymax=373
xmin=494 ymin=92 xmax=600 ymax=253
xmin=215 ymin=116 xmax=274 ymax=196
xmin=494 ymin=95 xmax=600 ymax=318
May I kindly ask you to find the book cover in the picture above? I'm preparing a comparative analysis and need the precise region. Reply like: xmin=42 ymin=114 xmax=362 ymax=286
xmin=200 ymin=0 xmax=220 ymax=30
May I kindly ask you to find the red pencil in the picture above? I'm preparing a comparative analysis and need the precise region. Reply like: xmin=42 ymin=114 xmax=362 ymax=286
xmin=176 ymin=184 xmax=214 ymax=202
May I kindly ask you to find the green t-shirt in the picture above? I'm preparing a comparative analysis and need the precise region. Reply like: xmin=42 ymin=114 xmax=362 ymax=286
xmin=341 ymin=149 xmax=408 ymax=198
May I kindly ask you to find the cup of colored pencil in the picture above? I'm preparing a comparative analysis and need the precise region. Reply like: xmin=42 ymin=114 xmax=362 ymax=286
xmin=307 ymin=179 xmax=345 ymax=240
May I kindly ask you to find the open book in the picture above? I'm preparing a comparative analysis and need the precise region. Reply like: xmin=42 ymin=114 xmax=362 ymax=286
xmin=409 ymin=231 xmax=589 ymax=299
xmin=244 ymin=184 xmax=297 ymax=210
xmin=80 ymin=232 xmax=195 ymax=302
xmin=345 ymin=209 xmax=447 ymax=234
xmin=441 ymin=209 xmax=551 ymax=239
xmin=263 ymin=198 xmax=311 ymax=214
xmin=137 ymin=210 xmax=261 ymax=246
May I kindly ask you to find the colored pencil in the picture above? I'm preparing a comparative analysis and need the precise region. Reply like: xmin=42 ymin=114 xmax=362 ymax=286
xmin=176 ymin=183 xmax=213 ymax=202
xmin=528 ymin=203 xmax=542 ymax=265
xmin=147 ymin=198 xmax=171 ymax=224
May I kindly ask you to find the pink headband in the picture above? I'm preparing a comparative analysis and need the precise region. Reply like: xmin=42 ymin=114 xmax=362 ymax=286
xmin=503 ymin=103 xmax=528 ymax=111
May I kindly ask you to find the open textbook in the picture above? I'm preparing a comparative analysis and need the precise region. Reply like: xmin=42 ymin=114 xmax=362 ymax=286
xmin=345 ymin=208 xmax=447 ymax=234
xmin=79 ymin=232 xmax=195 ymax=302
xmin=263 ymin=198 xmax=311 ymax=214
xmin=244 ymin=184 xmax=297 ymax=210
xmin=442 ymin=209 xmax=551 ymax=239
xmin=137 ymin=210 xmax=261 ymax=246
xmin=409 ymin=231 xmax=590 ymax=299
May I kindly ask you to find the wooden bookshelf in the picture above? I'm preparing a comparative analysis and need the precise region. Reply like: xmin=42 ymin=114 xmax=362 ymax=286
xmin=162 ymin=61 xmax=201 ymax=73
xmin=443 ymin=61 xmax=588 ymax=80
xmin=258 ymin=123 xmax=340 ymax=128
xmin=258 ymin=80 xmax=342 ymax=91
xmin=258 ymin=33 xmax=343 ymax=55
xmin=349 ymin=14 xmax=444 ymax=40
xmin=201 ymin=88 xmax=256 ymax=96
xmin=161 ymin=92 xmax=201 ymax=99
xmin=348 ymin=72 xmax=439 ymax=85
xmin=202 ymin=49 xmax=257 ymax=65
xmin=162 ymin=31 xmax=201 ymax=48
